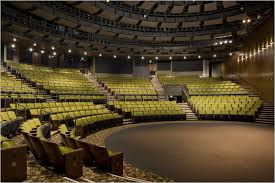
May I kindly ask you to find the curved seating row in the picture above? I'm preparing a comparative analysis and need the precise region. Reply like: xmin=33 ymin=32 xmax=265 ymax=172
xmin=188 ymin=96 xmax=262 ymax=121
xmin=0 ymin=111 xmax=23 ymax=137
xmin=59 ymin=125 xmax=123 ymax=175
xmin=20 ymin=119 xmax=83 ymax=178
xmin=107 ymin=101 xmax=186 ymax=122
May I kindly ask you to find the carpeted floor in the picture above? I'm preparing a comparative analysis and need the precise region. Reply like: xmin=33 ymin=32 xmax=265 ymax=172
xmin=105 ymin=121 xmax=274 ymax=182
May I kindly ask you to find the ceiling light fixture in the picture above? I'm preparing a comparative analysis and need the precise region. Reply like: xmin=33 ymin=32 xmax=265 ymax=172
xmin=247 ymin=19 xmax=251 ymax=23
xmin=141 ymin=56 xmax=144 ymax=60
xmin=53 ymin=52 xmax=57 ymax=56
xmin=184 ymin=56 xmax=187 ymax=59
xmin=155 ymin=56 xmax=158 ymax=60
xmin=229 ymin=52 xmax=233 ymax=56
xmin=84 ymin=52 xmax=87 ymax=55
xmin=127 ymin=55 xmax=131 ymax=59
xmin=99 ymin=53 xmax=102 ymax=57
xmin=29 ymin=48 xmax=33 ymax=52
xmin=213 ymin=54 xmax=217 ymax=58
xmin=13 ymin=38 xmax=16 ymax=42
xmin=113 ymin=55 xmax=116 ymax=58
xmin=198 ymin=55 xmax=201 ymax=59
xmin=40 ymin=50 xmax=45 ymax=54
xmin=229 ymin=40 xmax=232 ymax=43
xmin=33 ymin=43 xmax=37 ymax=47
xmin=68 ymin=49 xmax=71 ymax=53
xmin=169 ymin=56 xmax=172 ymax=60
xmin=51 ymin=46 xmax=55 ymax=50
xmin=11 ymin=44 xmax=15 ymax=48
xmin=242 ymin=19 xmax=246 ymax=24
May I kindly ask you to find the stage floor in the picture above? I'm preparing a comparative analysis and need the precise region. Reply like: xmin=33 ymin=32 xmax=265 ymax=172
xmin=105 ymin=121 xmax=274 ymax=182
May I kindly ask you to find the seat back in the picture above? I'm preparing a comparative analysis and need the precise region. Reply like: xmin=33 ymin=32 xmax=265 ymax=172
xmin=40 ymin=139 xmax=64 ymax=167
xmin=88 ymin=145 xmax=110 ymax=171
xmin=74 ymin=139 xmax=95 ymax=165
xmin=28 ymin=135 xmax=48 ymax=162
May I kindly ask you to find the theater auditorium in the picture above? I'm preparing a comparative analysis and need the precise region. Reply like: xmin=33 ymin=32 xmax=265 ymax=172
xmin=0 ymin=1 xmax=274 ymax=182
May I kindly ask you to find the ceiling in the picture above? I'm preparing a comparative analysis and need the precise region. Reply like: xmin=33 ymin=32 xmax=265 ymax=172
xmin=1 ymin=1 xmax=273 ymax=60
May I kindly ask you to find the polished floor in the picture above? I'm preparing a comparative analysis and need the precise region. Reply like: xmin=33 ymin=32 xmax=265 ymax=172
xmin=105 ymin=121 xmax=274 ymax=182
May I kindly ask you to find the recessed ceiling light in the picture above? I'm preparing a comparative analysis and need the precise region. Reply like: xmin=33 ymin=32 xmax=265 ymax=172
xmin=113 ymin=55 xmax=116 ymax=58
xmin=33 ymin=43 xmax=37 ymax=47
xmin=213 ymin=54 xmax=216 ymax=58
xmin=84 ymin=52 xmax=87 ymax=55
xmin=247 ymin=19 xmax=251 ymax=23
xmin=51 ymin=46 xmax=55 ymax=50
xmin=29 ymin=48 xmax=33 ymax=52
xmin=40 ymin=50 xmax=45 ymax=54
xmin=229 ymin=52 xmax=233 ymax=56
xmin=155 ymin=56 xmax=158 ymax=60
xmin=141 ymin=56 xmax=144 ymax=60
xmin=53 ymin=52 xmax=57 ymax=56
xmin=242 ymin=19 xmax=246 ymax=24
xmin=68 ymin=49 xmax=71 ymax=53
xmin=13 ymin=38 xmax=16 ymax=42
xmin=11 ymin=44 xmax=15 ymax=48
xmin=99 ymin=53 xmax=102 ymax=57
xmin=229 ymin=40 xmax=232 ymax=43
xmin=169 ymin=56 xmax=172 ymax=60
xmin=127 ymin=55 xmax=131 ymax=59
xmin=198 ymin=55 xmax=201 ymax=59
xmin=219 ymin=41 xmax=223 ymax=45
xmin=144 ymin=14 xmax=147 ymax=18
xmin=224 ymin=40 xmax=228 ymax=44
xmin=184 ymin=56 xmax=187 ymax=59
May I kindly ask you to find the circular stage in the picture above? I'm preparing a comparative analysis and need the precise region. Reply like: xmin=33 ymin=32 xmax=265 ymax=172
xmin=105 ymin=121 xmax=274 ymax=182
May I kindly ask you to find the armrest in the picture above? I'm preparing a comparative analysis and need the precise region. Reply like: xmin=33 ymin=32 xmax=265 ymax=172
xmin=62 ymin=148 xmax=84 ymax=157
xmin=109 ymin=152 xmax=123 ymax=176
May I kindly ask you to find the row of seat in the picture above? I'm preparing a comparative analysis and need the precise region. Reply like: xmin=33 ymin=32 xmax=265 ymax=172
xmin=1 ymin=111 xmax=23 ymax=138
xmin=59 ymin=125 xmax=123 ymax=175
xmin=97 ymin=76 xmax=157 ymax=101
xmin=20 ymin=119 xmax=84 ymax=178
xmin=188 ymin=96 xmax=262 ymax=121
xmin=58 ymin=95 xmax=107 ymax=103
xmin=117 ymin=95 xmax=158 ymax=101
xmin=107 ymin=101 xmax=186 ymax=122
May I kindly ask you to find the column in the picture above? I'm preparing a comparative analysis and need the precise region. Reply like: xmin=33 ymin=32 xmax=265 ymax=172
xmin=202 ymin=60 xmax=210 ymax=77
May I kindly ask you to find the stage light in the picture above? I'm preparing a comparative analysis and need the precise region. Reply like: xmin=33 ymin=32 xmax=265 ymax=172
xmin=29 ymin=48 xmax=33 ymax=52
xmin=40 ymin=50 xmax=45 ymax=54
xmin=51 ymin=46 xmax=55 ymax=50
xmin=99 ymin=53 xmax=102 ymax=57
xmin=68 ymin=49 xmax=71 ymax=53
xmin=127 ymin=55 xmax=131 ymax=59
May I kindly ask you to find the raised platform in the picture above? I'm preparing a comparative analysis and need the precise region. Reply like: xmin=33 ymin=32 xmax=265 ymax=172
xmin=105 ymin=121 xmax=274 ymax=182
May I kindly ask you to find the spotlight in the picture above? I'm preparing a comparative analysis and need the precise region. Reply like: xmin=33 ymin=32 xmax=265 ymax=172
xmin=169 ymin=56 xmax=172 ymax=60
xmin=29 ymin=48 xmax=33 ymax=52
xmin=155 ymin=56 xmax=158 ymax=60
xmin=198 ymin=55 xmax=201 ymax=59
xmin=40 ymin=50 xmax=45 ymax=54
xmin=184 ymin=56 xmax=187 ymax=59
xmin=11 ymin=44 xmax=15 ymax=48
xmin=68 ymin=49 xmax=71 ymax=53
xmin=53 ymin=52 xmax=57 ymax=56
xmin=141 ymin=56 xmax=144 ymax=60
xmin=84 ymin=52 xmax=87 ymax=55
xmin=213 ymin=54 xmax=216 ymax=58
xmin=229 ymin=52 xmax=233 ymax=56
xmin=13 ymin=38 xmax=16 ymax=42
xmin=247 ymin=19 xmax=251 ymax=23
xmin=242 ymin=19 xmax=246 ymax=24
xmin=229 ymin=40 xmax=232 ymax=43
xmin=219 ymin=41 xmax=223 ymax=45
xmin=127 ymin=55 xmax=131 ymax=59
xmin=99 ymin=53 xmax=102 ymax=57
xmin=106 ymin=0 xmax=109 ymax=2
xmin=113 ymin=55 xmax=116 ymax=58
xmin=51 ymin=46 xmax=55 ymax=50
xmin=224 ymin=40 xmax=228 ymax=44
xmin=33 ymin=43 xmax=37 ymax=47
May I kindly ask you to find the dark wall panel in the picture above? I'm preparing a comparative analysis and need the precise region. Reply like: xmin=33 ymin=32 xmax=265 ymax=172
xmin=222 ymin=16 xmax=274 ymax=103
xmin=95 ymin=58 xmax=133 ymax=74
xmin=19 ymin=48 xmax=32 ymax=63
xmin=157 ymin=61 xmax=171 ymax=71
xmin=172 ymin=60 xmax=203 ymax=72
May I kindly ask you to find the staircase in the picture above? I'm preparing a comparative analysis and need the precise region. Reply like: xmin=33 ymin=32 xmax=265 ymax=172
xmin=150 ymin=76 xmax=166 ymax=101
xmin=84 ymin=72 xmax=117 ymax=102
xmin=255 ymin=103 xmax=274 ymax=124
xmin=178 ymin=103 xmax=198 ymax=121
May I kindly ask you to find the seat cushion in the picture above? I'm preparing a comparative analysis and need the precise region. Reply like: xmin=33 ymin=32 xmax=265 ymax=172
xmin=1 ymin=140 xmax=15 ymax=148
xmin=58 ymin=145 xmax=74 ymax=155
